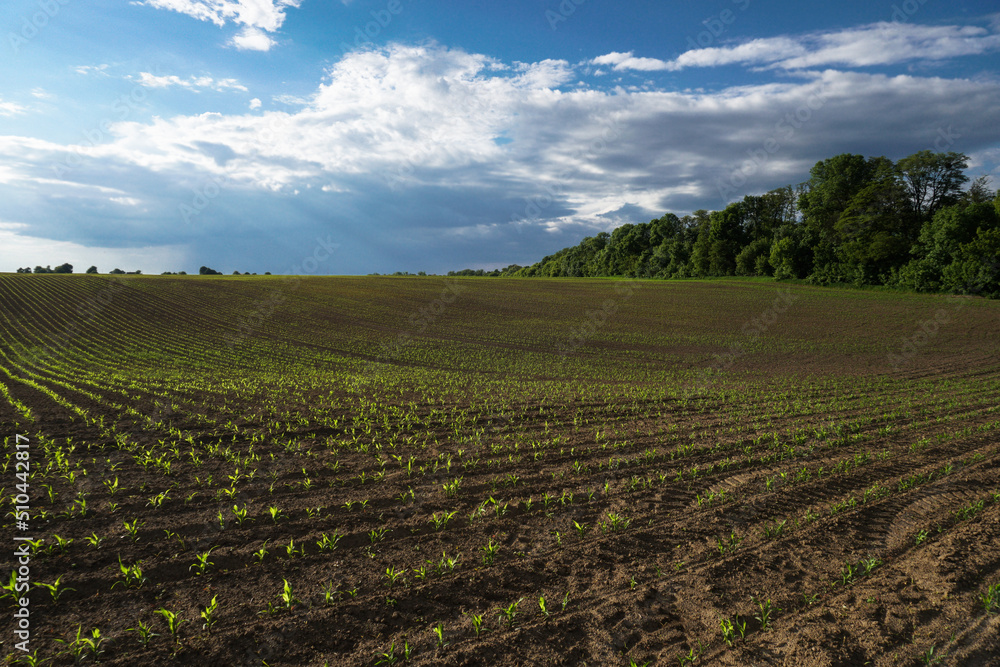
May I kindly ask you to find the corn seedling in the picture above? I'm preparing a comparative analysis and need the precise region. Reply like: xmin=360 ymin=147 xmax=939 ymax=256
xmin=317 ymin=532 xmax=342 ymax=552
xmin=442 ymin=477 xmax=462 ymax=498
xmin=232 ymin=504 xmax=251 ymax=525
xmin=285 ymin=538 xmax=305 ymax=558
xmin=429 ymin=510 xmax=457 ymax=531
xmin=123 ymin=518 xmax=143 ymax=542
xmin=538 ymin=595 xmax=549 ymax=617
xmin=268 ymin=506 xmax=285 ymax=523
xmin=498 ymin=597 xmax=523 ymax=628
xmin=84 ymin=532 xmax=104 ymax=550
xmin=190 ymin=547 xmax=216 ymax=575
xmin=481 ymin=539 xmax=500 ymax=565
xmin=432 ymin=622 xmax=447 ymax=647
xmin=279 ymin=579 xmax=299 ymax=610
xmin=465 ymin=612 xmax=486 ymax=637
xmin=753 ymin=596 xmax=777 ymax=631
xmin=155 ymin=608 xmax=187 ymax=645
xmin=385 ymin=566 xmax=406 ymax=589
xmin=35 ymin=575 xmax=75 ymax=604
xmin=200 ymin=595 xmax=219 ymax=632
xmin=981 ymin=582 xmax=999 ymax=613
xmin=112 ymin=556 xmax=147 ymax=589
xmin=253 ymin=540 xmax=269 ymax=563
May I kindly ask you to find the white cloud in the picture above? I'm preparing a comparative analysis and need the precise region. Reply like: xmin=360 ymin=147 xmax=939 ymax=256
xmin=0 ymin=99 xmax=26 ymax=116
xmin=138 ymin=0 xmax=301 ymax=51
xmin=133 ymin=71 xmax=248 ymax=92
xmin=249 ymin=97 xmax=262 ymax=109
xmin=592 ymin=51 xmax=672 ymax=72
xmin=600 ymin=22 xmax=1000 ymax=72
xmin=2 ymin=41 xmax=1000 ymax=274
xmin=30 ymin=88 xmax=54 ymax=100
xmin=74 ymin=64 xmax=110 ymax=76
xmin=230 ymin=25 xmax=275 ymax=51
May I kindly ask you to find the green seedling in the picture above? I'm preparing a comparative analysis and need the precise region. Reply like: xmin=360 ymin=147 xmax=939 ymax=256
xmin=155 ymin=608 xmax=187 ymax=645
xmin=385 ymin=566 xmax=406 ymax=589
xmin=432 ymin=622 xmax=447 ymax=647
xmin=465 ymin=612 xmax=487 ymax=637
xmin=498 ymin=597 xmax=523 ymax=628
xmin=279 ymin=579 xmax=299 ymax=610
xmin=128 ymin=621 xmax=161 ymax=649
xmin=123 ymin=518 xmax=143 ymax=542
xmin=317 ymin=532 xmax=342 ymax=552
xmin=200 ymin=595 xmax=219 ymax=632
xmin=190 ymin=547 xmax=216 ymax=575
xmin=481 ymin=538 xmax=500 ymax=565
xmin=35 ymin=575 xmax=75 ymax=604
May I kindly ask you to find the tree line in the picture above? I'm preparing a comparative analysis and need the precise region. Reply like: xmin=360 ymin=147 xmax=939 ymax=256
xmin=486 ymin=151 xmax=1000 ymax=297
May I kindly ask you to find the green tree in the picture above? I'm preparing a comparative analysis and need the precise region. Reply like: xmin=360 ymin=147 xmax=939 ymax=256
xmin=86 ymin=266 xmax=98 ymax=274
xmin=896 ymin=150 xmax=969 ymax=219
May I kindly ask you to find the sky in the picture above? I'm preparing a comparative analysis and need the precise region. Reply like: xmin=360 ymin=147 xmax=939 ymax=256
xmin=1 ymin=0 xmax=999 ymax=275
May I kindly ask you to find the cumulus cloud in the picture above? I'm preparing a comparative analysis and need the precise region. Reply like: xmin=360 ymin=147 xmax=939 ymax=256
xmin=2 ymin=41 xmax=1000 ymax=273
xmin=597 ymin=22 xmax=1000 ymax=72
xmin=249 ymin=97 xmax=262 ymax=109
xmin=138 ymin=0 xmax=302 ymax=51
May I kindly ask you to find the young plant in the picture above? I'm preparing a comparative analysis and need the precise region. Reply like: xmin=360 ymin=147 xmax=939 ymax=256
xmin=253 ymin=540 xmax=269 ymax=563
xmin=279 ymin=579 xmax=299 ymax=610
xmin=127 ymin=619 xmax=159 ymax=646
xmin=267 ymin=506 xmax=285 ymax=524
xmin=981 ymin=582 xmax=1000 ymax=614
xmin=316 ymin=532 xmax=342 ymax=552
xmin=123 ymin=518 xmax=143 ymax=542
xmin=753 ymin=596 xmax=778 ymax=631
xmin=385 ymin=566 xmax=406 ymax=589
xmin=35 ymin=575 xmax=75 ymax=604
xmin=481 ymin=538 xmax=500 ymax=565
xmin=432 ymin=622 xmax=447 ymax=648
xmin=200 ymin=595 xmax=219 ymax=633
xmin=155 ymin=608 xmax=187 ymax=645
xmin=190 ymin=547 xmax=217 ymax=576
xmin=498 ymin=597 xmax=523 ymax=628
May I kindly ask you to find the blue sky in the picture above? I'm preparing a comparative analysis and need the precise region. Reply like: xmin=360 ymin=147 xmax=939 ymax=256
xmin=2 ymin=0 xmax=1000 ymax=274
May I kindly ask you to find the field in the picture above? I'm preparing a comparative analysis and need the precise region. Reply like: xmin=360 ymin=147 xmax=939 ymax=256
xmin=1 ymin=273 xmax=999 ymax=666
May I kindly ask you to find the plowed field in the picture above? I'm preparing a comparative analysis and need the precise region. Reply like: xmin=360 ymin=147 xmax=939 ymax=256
xmin=1 ymin=274 xmax=998 ymax=666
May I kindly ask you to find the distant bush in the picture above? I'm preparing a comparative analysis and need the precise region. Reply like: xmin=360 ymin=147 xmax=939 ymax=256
xmin=199 ymin=266 xmax=222 ymax=275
